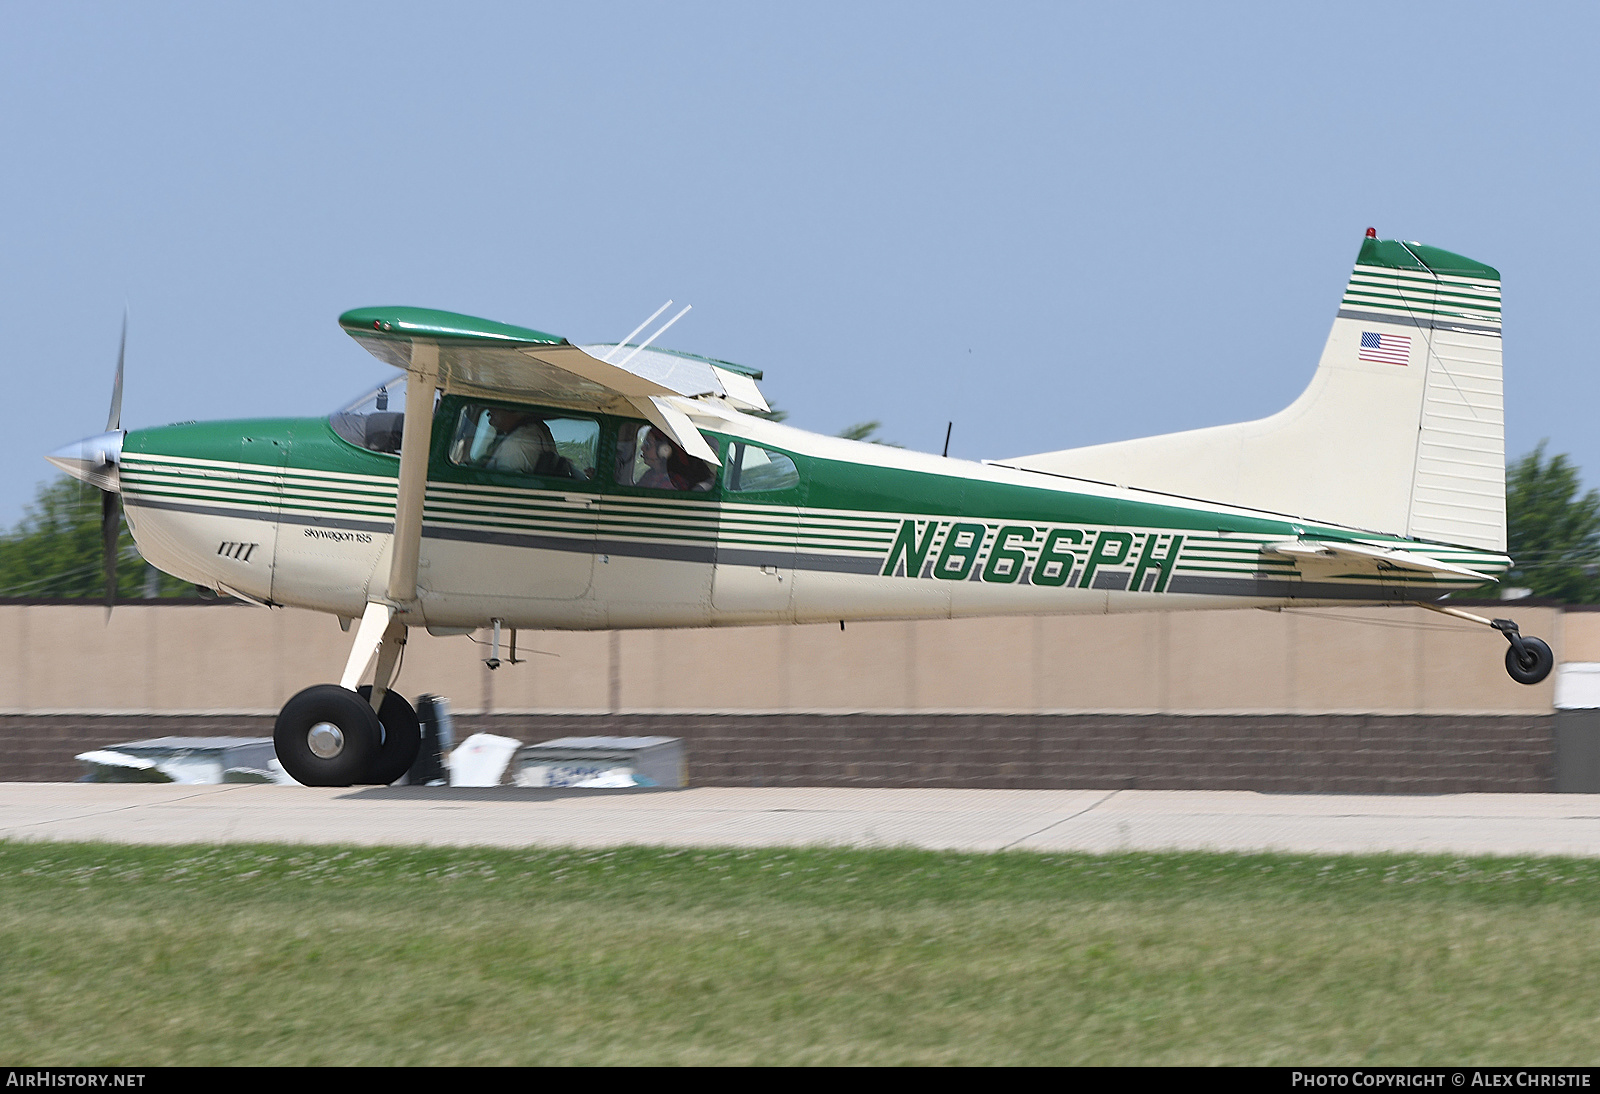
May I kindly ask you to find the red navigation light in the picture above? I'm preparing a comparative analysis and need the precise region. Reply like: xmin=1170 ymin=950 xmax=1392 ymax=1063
xmin=1365 ymin=227 xmax=1378 ymax=238
xmin=373 ymin=320 xmax=382 ymax=329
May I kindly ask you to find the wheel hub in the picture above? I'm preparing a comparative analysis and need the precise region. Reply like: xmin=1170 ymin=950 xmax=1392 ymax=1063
xmin=307 ymin=721 xmax=345 ymax=759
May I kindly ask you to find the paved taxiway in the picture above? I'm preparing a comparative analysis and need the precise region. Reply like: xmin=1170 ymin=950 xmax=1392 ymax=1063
xmin=4 ymin=784 xmax=1600 ymax=856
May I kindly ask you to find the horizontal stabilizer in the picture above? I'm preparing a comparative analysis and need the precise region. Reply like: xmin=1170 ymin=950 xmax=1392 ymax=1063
xmin=1264 ymin=540 xmax=1494 ymax=582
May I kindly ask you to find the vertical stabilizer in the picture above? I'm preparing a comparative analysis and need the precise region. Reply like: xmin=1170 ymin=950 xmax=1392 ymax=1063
xmin=1345 ymin=238 xmax=1504 ymax=549
xmin=999 ymin=234 xmax=1506 ymax=551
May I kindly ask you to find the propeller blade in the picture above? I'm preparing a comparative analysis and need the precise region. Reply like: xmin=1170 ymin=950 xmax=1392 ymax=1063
xmin=101 ymin=488 xmax=120 ymax=615
xmin=106 ymin=311 xmax=125 ymax=434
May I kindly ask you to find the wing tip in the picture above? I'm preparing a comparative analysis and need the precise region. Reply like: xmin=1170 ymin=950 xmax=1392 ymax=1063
xmin=338 ymin=307 xmax=565 ymax=347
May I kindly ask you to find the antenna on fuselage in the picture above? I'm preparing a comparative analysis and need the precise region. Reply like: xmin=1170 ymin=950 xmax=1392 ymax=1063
xmin=603 ymin=300 xmax=674 ymax=363
xmin=614 ymin=304 xmax=692 ymax=369
xmin=483 ymin=618 xmax=524 ymax=670
xmin=942 ymin=421 xmax=953 ymax=458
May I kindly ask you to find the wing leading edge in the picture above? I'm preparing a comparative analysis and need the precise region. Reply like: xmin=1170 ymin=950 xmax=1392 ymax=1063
xmin=338 ymin=306 xmax=771 ymax=464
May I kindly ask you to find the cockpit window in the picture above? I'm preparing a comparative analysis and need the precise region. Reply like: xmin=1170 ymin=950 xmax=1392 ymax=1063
xmin=448 ymin=404 xmax=599 ymax=481
xmin=330 ymin=374 xmax=409 ymax=455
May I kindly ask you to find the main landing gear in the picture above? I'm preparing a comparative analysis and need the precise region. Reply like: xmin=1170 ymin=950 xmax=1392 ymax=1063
xmin=274 ymin=684 xmax=421 ymax=786
xmin=1421 ymin=603 xmax=1554 ymax=686
xmin=273 ymin=603 xmax=422 ymax=786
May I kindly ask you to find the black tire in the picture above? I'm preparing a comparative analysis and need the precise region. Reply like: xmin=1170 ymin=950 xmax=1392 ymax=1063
xmin=356 ymin=686 xmax=423 ymax=786
xmin=274 ymin=685 xmax=382 ymax=787
xmin=1506 ymin=635 xmax=1554 ymax=686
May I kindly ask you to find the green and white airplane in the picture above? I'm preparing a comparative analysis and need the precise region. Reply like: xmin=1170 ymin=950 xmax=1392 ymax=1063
xmin=48 ymin=230 xmax=1550 ymax=786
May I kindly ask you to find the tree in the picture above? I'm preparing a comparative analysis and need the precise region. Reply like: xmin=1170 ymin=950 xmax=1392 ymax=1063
xmin=835 ymin=420 xmax=902 ymax=447
xmin=1505 ymin=443 xmax=1600 ymax=602
xmin=752 ymin=406 xmax=902 ymax=446
xmin=0 ymin=477 xmax=191 ymax=599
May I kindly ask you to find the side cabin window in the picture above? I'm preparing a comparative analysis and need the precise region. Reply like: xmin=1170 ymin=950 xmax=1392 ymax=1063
xmin=615 ymin=422 xmax=715 ymax=492
xmin=725 ymin=441 xmax=800 ymax=493
xmin=330 ymin=375 xmax=409 ymax=455
xmin=448 ymin=404 xmax=599 ymax=482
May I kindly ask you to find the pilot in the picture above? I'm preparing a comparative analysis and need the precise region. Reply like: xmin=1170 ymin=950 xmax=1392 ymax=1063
xmin=486 ymin=408 xmax=562 ymax=476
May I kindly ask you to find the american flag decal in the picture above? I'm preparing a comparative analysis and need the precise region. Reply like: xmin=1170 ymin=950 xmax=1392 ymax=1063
xmin=1358 ymin=331 xmax=1411 ymax=365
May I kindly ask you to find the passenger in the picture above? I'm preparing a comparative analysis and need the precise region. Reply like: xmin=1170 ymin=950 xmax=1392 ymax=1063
xmin=622 ymin=425 xmax=714 ymax=490
xmin=637 ymin=428 xmax=677 ymax=489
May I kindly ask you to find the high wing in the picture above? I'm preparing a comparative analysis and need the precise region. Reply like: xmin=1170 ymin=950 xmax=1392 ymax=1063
xmin=339 ymin=306 xmax=771 ymax=465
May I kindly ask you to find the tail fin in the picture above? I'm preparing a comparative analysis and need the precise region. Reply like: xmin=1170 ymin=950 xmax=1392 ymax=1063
xmin=1000 ymin=233 xmax=1506 ymax=551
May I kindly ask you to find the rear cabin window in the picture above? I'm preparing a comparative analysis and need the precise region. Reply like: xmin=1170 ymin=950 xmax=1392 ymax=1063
xmin=447 ymin=405 xmax=599 ymax=481
xmin=725 ymin=441 xmax=800 ymax=492
xmin=615 ymin=422 xmax=715 ymax=492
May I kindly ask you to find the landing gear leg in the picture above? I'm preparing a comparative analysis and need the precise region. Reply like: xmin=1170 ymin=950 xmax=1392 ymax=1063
xmin=272 ymin=347 xmax=441 ymax=787
xmin=338 ymin=602 xmax=420 ymax=785
xmin=1420 ymin=603 xmax=1555 ymax=686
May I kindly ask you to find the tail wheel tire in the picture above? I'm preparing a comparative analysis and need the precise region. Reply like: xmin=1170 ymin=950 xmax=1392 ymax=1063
xmin=274 ymin=685 xmax=382 ymax=787
xmin=356 ymin=686 xmax=422 ymax=786
xmin=1506 ymin=636 xmax=1554 ymax=686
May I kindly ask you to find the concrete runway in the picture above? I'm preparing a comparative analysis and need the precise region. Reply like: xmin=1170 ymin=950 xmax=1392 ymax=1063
xmin=4 ymin=783 xmax=1600 ymax=856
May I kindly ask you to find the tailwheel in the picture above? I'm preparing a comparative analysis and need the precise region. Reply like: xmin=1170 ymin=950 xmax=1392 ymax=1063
xmin=274 ymin=684 xmax=382 ymax=787
xmin=1491 ymin=618 xmax=1554 ymax=686
xmin=1419 ymin=604 xmax=1555 ymax=687
xmin=1504 ymin=633 xmax=1554 ymax=686
xmin=356 ymin=686 xmax=422 ymax=786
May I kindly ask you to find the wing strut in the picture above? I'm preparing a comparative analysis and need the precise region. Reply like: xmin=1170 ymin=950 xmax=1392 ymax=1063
xmin=340 ymin=342 xmax=441 ymax=710
xmin=387 ymin=341 xmax=439 ymax=604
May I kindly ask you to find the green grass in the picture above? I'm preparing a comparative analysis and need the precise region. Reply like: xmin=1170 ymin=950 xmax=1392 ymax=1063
xmin=3 ymin=842 xmax=1600 ymax=1065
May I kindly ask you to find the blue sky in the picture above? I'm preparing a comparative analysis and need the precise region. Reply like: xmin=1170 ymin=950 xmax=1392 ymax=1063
xmin=3 ymin=2 xmax=1597 ymax=525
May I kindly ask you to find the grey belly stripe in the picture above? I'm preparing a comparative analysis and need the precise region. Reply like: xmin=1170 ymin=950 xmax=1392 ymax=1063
xmin=713 ymin=546 xmax=884 ymax=575
xmin=128 ymin=496 xmax=395 ymax=535
xmin=423 ymin=527 xmax=719 ymax=565
xmin=420 ymin=524 xmax=608 ymax=555
xmin=1166 ymin=574 xmax=1428 ymax=601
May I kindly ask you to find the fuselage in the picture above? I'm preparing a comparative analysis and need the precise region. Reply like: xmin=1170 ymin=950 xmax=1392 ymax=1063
xmin=111 ymin=391 xmax=1510 ymax=632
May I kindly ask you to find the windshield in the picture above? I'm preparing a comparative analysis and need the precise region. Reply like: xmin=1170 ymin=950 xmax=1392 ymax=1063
xmin=330 ymin=374 xmax=408 ymax=454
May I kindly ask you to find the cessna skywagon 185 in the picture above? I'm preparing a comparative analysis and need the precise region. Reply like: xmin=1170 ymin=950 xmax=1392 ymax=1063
xmin=48 ymin=230 xmax=1551 ymax=786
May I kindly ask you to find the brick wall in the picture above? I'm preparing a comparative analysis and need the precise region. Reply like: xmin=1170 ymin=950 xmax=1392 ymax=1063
xmin=1 ymin=714 xmax=276 ymax=783
xmin=4 ymin=712 xmax=1555 ymax=793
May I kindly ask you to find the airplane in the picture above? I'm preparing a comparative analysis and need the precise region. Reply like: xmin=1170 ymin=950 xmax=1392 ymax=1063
xmin=46 ymin=229 xmax=1552 ymax=787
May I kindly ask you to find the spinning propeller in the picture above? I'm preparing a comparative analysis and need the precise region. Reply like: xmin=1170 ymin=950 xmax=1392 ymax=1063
xmin=101 ymin=317 xmax=125 ymax=611
xmin=46 ymin=314 xmax=128 ymax=615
